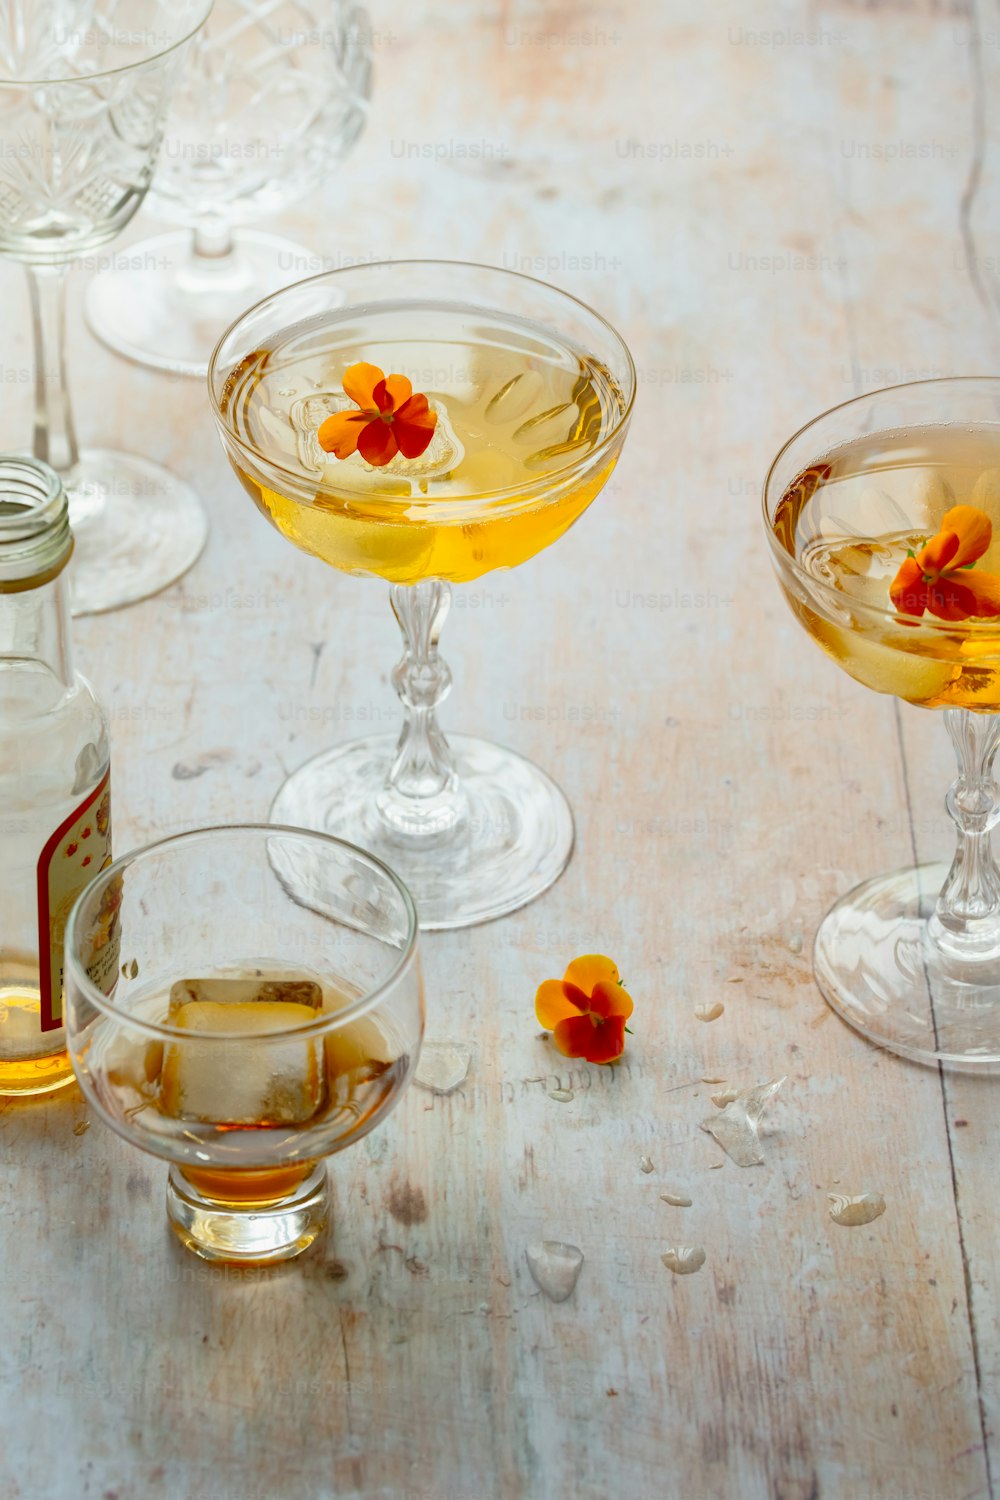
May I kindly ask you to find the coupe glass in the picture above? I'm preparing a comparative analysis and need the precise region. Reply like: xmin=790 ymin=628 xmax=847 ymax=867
xmin=0 ymin=0 xmax=213 ymax=614
xmin=208 ymin=260 xmax=635 ymax=929
xmin=764 ymin=377 xmax=1000 ymax=1071
xmin=65 ymin=825 xmax=423 ymax=1264
xmin=85 ymin=0 xmax=372 ymax=378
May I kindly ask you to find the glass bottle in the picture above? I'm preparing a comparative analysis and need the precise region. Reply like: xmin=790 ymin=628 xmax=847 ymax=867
xmin=0 ymin=457 xmax=111 ymax=1095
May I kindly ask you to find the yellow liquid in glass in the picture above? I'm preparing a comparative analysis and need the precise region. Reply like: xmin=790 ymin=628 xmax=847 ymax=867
xmin=0 ymin=984 xmax=73 ymax=1095
xmin=772 ymin=426 xmax=1000 ymax=710
xmin=219 ymin=306 xmax=627 ymax=584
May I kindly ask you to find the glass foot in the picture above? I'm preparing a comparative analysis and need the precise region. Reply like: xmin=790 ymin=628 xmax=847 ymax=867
xmin=270 ymin=733 xmax=575 ymax=930
xmin=166 ymin=1163 xmax=329 ymax=1264
xmin=814 ymin=860 xmax=1000 ymax=1071
xmin=84 ymin=229 xmax=315 ymax=378
xmin=65 ymin=447 xmax=207 ymax=615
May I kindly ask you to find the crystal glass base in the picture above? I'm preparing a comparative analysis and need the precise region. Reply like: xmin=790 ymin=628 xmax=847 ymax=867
xmin=84 ymin=230 xmax=315 ymax=378
xmin=66 ymin=447 xmax=207 ymax=615
xmin=166 ymin=1163 xmax=329 ymax=1264
xmin=814 ymin=860 xmax=1000 ymax=1071
xmin=270 ymin=733 xmax=575 ymax=930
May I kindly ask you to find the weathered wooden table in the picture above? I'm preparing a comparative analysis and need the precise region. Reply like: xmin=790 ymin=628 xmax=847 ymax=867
xmin=3 ymin=1 xmax=999 ymax=1496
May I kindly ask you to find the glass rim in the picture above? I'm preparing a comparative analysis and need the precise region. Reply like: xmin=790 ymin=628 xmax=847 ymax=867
xmin=0 ymin=453 xmax=72 ymax=583
xmin=0 ymin=0 xmax=215 ymax=88
xmin=762 ymin=374 xmax=1000 ymax=634
xmin=0 ymin=453 xmax=63 ymax=532
xmin=64 ymin=822 xmax=420 ymax=1041
xmin=206 ymin=256 xmax=637 ymax=509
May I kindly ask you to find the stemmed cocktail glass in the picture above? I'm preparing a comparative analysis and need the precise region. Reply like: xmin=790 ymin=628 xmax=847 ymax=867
xmin=209 ymin=261 xmax=635 ymax=929
xmin=0 ymin=0 xmax=214 ymax=614
xmin=764 ymin=377 xmax=1000 ymax=1070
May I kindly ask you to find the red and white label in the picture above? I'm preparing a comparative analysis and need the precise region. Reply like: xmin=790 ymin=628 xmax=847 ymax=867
xmin=36 ymin=769 xmax=113 ymax=1031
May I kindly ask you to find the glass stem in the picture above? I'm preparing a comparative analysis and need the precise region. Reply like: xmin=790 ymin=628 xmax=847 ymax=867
xmin=376 ymin=580 xmax=467 ymax=839
xmin=192 ymin=217 xmax=235 ymax=261
xmin=930 ymin=708 xmax=1000 ymax=957
xmin=26 ymin=265 xmax=78 ymax=476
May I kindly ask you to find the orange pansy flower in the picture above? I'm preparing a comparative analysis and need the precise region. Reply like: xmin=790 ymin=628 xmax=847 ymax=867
xmin=317 ymin=361 xmax=437 ymax=468
xmin=890 ymin=504 xmax=1000 ymax=622
xmin=535 ymin=954 xmax=633 ymax=1065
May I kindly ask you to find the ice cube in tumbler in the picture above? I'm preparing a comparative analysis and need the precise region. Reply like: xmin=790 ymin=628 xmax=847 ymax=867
xmin=160 ymin=978 xmax=325 ymax=1124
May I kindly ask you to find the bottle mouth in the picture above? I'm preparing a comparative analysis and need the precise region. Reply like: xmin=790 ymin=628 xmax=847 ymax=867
xmin=0 ymin=455 xmax=73 ymax=590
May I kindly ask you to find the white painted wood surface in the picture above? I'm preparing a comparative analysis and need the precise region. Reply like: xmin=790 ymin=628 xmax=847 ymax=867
xmin=2 ymin=1 xmax=1000 ymax=1496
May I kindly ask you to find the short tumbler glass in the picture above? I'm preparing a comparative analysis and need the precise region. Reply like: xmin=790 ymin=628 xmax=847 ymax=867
xmin=65 ymin=825 xmax=422 ymax=1264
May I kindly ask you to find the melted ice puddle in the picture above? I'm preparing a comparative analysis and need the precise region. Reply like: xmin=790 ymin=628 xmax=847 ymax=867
xmin=701 ymin=1077 xmax=785 ymax=1167
xmin=526 ymin=1241 xmax=584 ymax=1302
xmin=829 ymin=1192 xmax=886 ymax=1227
xmin=661 ymin=1247 xmax=706 ymax=1275
xmin=414 ymin=1042 xmax=472 ymax=1095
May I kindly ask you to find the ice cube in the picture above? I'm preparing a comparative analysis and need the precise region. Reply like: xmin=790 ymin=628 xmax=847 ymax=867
xmin=160 ymin=1000 xmax=325 ymax=1125
xmin=513 ymin=402 xmax=576 ymax=444
xmin=911 ymin=469 xmax=955 ymax=529
xmin=524 ymin=438 xmax=590 ymax=472
xmin=168 ymin=977 xmax=322 ymax=1014
xmin=435 ymin=447 xmax=518 ymax=495
xmin=484 ymin=370 xmax=544 ymax=426
xmin=324 ymin=1014 xmax=395 ymax=1107
xmin=317 ymin=465 xmax=411 ymax=500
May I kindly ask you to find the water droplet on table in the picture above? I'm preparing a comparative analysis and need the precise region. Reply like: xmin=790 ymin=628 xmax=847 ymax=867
xmin=788 ymin=931 xmax=804 ymax=955
xmin=829 ymin=1192 xmax=886 ymax=1226
xmin=711 ymin=1088 xmax=739 ymax=1108
xmin=414 ymin=1042 xmax=472 ymax=1095
xmin=695 ymin=1002 xmax=725 ymax=1022
xmin=660 ymin=1191 xmax=692 ymax=1208
xmin=549 ymin=1088 xmax=573 ymax=1102
xmin=73 ymin=1119 xmax=90 ymax=1136
xmin=639 ymin=1156 xmax=655 ymax=1174
xmin=526 ymin=1241 xmax=584 ymax=1302
xmin=700 ymin=1077 xmax=785 ymax=1167
xmin=661 ymin=1246 xmax=705 ymax=1275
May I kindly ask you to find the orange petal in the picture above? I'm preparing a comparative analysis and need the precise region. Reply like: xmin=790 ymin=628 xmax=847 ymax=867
xmin=358 ymin=419 xmax=399 ymax=467
xmin=917 ymin=529 xmax=960 ymax=575
xmin=535 ymin=978 xmax=584 ymax=1030
xmin=890 ymin=556 xmax=928 ymax=616
xmin=590 ymin=978 xmax=633 ymax=1022
xmin=342 ymin=362 xmax=385 ymax=409
xmin=317 ymin=409 xmax=368 ymax=459
xmin=377 ymin=373 xmax=413 ymax=413
xmin=553 ymin=1013 xmax=626 ymax=1064
xmin=941 ymin=505 xmax=992 ymax=568
xmin=394 ymin=395 xmax=438 ymax=459
xmin=961 ymin=569 xmax=1000 ymax=618
xmin=563 ymin=954 xmax=620 ymax=996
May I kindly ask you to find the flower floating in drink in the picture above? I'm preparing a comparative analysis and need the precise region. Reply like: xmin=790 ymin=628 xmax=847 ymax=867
xmin=317 ymin=363 xmax=438 ymax=465
xmin=210 ymin=262 xmax=635 ymax=929
xmin=764 ymin=379 xmax=1000 ymax=1068
xmin=889 ymin=506 xmax=1000 ymax=620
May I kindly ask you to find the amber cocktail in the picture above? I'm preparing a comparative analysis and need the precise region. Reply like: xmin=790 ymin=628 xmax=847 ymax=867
xmin=210 ymin=261 xmax=635 ymax=929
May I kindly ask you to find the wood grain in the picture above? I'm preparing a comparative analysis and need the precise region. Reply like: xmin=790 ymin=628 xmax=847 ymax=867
xmin=1 ymin=0 xmax=999 ymax=1496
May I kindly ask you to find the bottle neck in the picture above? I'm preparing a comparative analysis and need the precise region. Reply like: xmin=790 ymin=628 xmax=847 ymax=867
xmin=0 ymin=567 xmax=74 ymax=689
